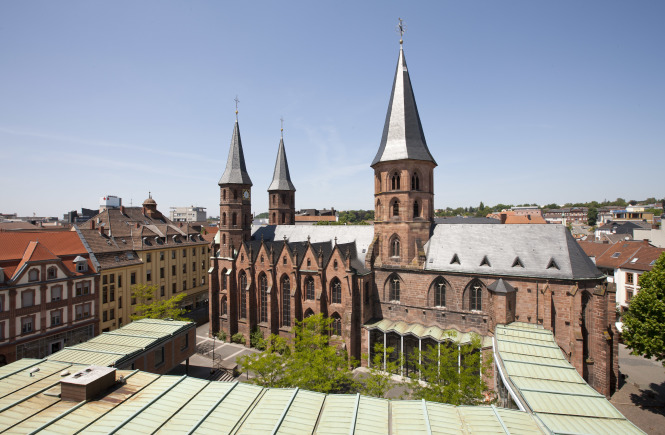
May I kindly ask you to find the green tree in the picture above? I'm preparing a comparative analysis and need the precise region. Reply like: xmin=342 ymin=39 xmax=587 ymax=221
xmin=360 ymin=343 xmax=402 ymax=398
xmin=130 ymin=284 xmax=188 ymax=321
xmin=622 ymin=253 xmax=665 ymax=366
xmin=406 ymin=333 xmax=493 ymax=405
xmin=238 ymin=314 xmax=357 ymax=394
xmin=588 ymin=207 xmax=598 ymax=226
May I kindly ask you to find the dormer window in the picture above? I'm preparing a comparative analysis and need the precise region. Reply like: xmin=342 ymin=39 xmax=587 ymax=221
xmin=480 ymin=256 xmax=491 ymax=267
xmin=74 ymin=256 xmax=88 ymax=272
xmin=512 ymin=257 xmax=524 ymax=268
xmin=547 ymin=258 xmax=560 ymax=270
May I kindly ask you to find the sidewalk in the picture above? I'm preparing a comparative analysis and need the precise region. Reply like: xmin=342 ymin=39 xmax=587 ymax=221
xmin=611 ymin=344 xmax=665 ymax=434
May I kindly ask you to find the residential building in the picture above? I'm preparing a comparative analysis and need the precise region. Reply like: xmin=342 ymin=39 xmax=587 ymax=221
xmin=0 ymin=231 xmax=99 ymax=365
xmin=486 ymin=210 xmax=547 ymax=224
xmin=594 ymin=221 xmax=650 ymax=241
xmin=634 ymin=225 xmax=665 ymax=248
xmin=209 ymin=36 xmax=617 ymax=398
xmin=77 ymin=196 xmax=211 ymax=333
xmin=543 ymin=207 xmax=588 ymax=225
xmin=169 ymin=206 xmax=207 ymax=223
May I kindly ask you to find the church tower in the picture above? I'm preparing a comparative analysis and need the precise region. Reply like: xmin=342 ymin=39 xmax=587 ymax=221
xmin=372 ymin=26 xmax=437 ymax=267
xmin=218 ymin=108 xmax=253 ymax=258
xmin=268 ymin=124 xmax=296 ymax=225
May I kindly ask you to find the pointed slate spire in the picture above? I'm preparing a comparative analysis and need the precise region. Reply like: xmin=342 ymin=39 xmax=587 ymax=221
xmin=371 ymin=45 xmax=437 ymax=167
xmin=268 ymin=136 xmax=296 ymax=191
xmin=219 ymin=120 xmax=253 ymax=186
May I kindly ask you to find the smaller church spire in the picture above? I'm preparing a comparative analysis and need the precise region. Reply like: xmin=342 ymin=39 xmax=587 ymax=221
xmin=268 ymin=121 xmax=296 ymax=192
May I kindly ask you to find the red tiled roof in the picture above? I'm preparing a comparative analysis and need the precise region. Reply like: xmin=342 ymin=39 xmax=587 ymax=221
xmin=295 ymin=215 xmax=337 ymax=222
xmin=620 ymin=245 xmax=665 ymax=272
xmin=0 ymin=231 xmax=86 ymax=261
xmin=578 ymin=241 xmax=612 ymax=259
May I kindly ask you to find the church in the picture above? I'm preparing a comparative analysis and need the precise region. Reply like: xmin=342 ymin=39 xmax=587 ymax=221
xmin=208 ymin=36 xmax=618 ymax=398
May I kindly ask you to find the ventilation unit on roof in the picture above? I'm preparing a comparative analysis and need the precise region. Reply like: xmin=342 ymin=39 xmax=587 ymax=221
xmin=547 ymin=258 xmax=560 ymax=270
xmin=480 ymin=256 xmax=491 ymax=267
xmin=450 ymin=254 xmax=461 ymax=265
xmin=512 ymin=257 xmax=524 ymax=268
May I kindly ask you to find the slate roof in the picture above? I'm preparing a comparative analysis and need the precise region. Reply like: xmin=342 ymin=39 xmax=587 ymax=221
xmin=488 ymin=278 xmax=517 ymax=293
xmin=268 ymin=137 xmax=295 ymax=191
xmin=434 ymin=217 xmax=501 ymax=225
xmin=371 ymin=45 xmax=436 ymax=167
xmin=424 ymin=224 xmax=603 ymax=280
xmin=218 ymin=120 xmax=253 ymax=186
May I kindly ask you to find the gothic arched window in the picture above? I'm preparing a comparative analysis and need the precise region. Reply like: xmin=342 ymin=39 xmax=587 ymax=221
xmin=389 ymin=275 xmax=401 ymax=302
xmin=260 ymin=275 xmax=268 ymax=323
xmin=392 ymin=200 xmax=399 ymax=217
xmin=413 ymin=200 xmax=420 ymax=218
xmin=282 ymin=276 xmax=291 ymax=327
xmin=331 ymin=279 xmax=342 ymax=304
xmin=331 ymin=313 xmax=342 ymax=336
xmin=469 ymin=282 xmax=483 ymax=311
xmin=411 ymin=173 xmax=420 ymax=191
xmin=239 ymin=272 xmax=247 ymax=319
xmin=306 ymin=277 xmax=315 ymax=300
xmin=391 ymin=172 xmax=401 ymax=190
xmin=433 ymin=277 xmax=446 ymax=307
xmin=232 ymin=213 xmax=237 ymax=226
xmin=221 ymin=296 xmax=228 ymax=316
xmin=391 ymin=236 xmax=400 ymax=258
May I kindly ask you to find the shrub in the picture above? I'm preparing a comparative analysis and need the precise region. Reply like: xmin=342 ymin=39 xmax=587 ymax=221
xmin=216 ymin=330 xmax=227 ymax=342
xmin=250 ymin=327 xmax=266 ymax=350
xmin=231 ymin=333 xmax=245 ymax=344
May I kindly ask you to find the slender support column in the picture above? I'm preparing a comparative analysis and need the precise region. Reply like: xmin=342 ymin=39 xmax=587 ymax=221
xmin=438 ymin=343 xmax=441 ymax=375
xmin=400 ymin=335 xmax=404 ymax=377
xmin=367 ymin=329 xmax=371 ymax=369
xmin=383 ymin=332 xmax=387 ymax=372
xmin=419 ymin=339 xmax=422 ymax=380
xmin=458 ymin=345 xmax=461 ymax=375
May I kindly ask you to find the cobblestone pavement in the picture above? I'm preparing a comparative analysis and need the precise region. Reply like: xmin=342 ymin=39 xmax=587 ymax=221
xmin=611 ymin=344 xmax=665 ymax=434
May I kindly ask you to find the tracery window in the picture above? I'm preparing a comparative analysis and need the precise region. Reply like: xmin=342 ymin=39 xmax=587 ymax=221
xmin=413 ymin=200 xmax=420 ymax=218
xmin=392 ymin=200 xmax=399 ymax=217
xmin=391 ymin=237 xmax=400 ymax=258
xmin=391 ymin=172 xmax=401 ymax=190
xmin=282 ymin=276 xmax=291 ymax=327
xmin=239 ymin=272 xmax=247 ymax=319
xmin=389 ymin=275 xmax=401 ymax=302
xmin=331 ymin=314 xmax=342 ymax=336
xmin=411 ymin=173 xmax=420 ymax=191
xmin=306 ymin=277 xmax=315 ymax=300
xmin=470 ymin=283 xmax=482 ymax=311
xmin=260 ymin=275 xmax=268 ymax=323
xmin=433 ymin=277 xmax=446 ymax=307
xmin=331 ymin=279 xmax=342 ymax=304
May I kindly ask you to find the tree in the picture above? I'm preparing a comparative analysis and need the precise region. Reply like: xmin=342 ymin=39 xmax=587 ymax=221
xmin=238 ymin=314 xmax=358 ymax=393
xmin=588 ymin=207 xmax=598 ymax=226
xmin=130 ymin=284 xmax=188 ymax=321
xmin=360 ymin=343 xmax=402 ymax=398
xmin=622 ymin=253 xmax=665 ymax=366
xmin=405 ymin=333 xmax=493 ymax=405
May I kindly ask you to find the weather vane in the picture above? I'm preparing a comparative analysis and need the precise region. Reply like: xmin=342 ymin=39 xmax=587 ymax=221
xmin=396 ymin=18 xmax=406 ymax=44
xmin=280 ymin=116 xmax=284 ymax=137
xmin=234 ymin=95 xmax=240 ymax=120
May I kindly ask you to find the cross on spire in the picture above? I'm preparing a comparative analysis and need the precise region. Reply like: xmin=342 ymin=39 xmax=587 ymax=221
xmin=280 ymin=116 xmax=284 ymax=138
xmin=396 ymin=17 xmax=406 ymax=45
xmin=234 ymin=95 xmax=240 ymax=120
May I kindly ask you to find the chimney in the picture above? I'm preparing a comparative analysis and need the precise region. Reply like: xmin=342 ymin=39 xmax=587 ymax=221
xmin=120 ymin=206 xmax=125 ymax=215
xmin=99 ymin=226 xmax=104 ymax=236
xmin=89 ymin=220 xmax=95 ymax=230
xmin=500 ymin=213 xmax=507 ymax=224
xmin=60 ymin=366 xmax=117 ymax=401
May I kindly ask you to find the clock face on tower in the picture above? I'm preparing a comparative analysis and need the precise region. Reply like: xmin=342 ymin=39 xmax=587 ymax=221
xmin=242 ymin=189 xmax=250 ymax=200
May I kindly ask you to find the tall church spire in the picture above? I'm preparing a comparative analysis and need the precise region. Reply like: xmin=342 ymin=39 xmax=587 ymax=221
xmin=218 ymin=119 xmax=253 ymax=186
xmin=371 ymin=37 xmax=436 ymax=167
xmin=268 ymin=120 xmax=296 ymax=225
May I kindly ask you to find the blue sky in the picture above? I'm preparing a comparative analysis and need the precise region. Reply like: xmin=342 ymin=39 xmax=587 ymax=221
xmin=1 ymin=1 xmax=663 ymax=218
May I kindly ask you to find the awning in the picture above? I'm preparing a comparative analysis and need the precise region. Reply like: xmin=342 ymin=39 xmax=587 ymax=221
xmin=364 ymin=318 xmax=493 ymax=347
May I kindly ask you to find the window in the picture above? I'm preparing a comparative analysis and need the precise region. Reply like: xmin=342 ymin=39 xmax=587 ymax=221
xmin=51 ymin=310 xmax=61 ymax=326
xmin=391 ymin=237 xmax=400 ymax=258
xmin=411 ymin=173 xmax=420 ymax=190
xmin=306 ymin=277 xmax=315 ymax=300
xmin=181 ymin=333 xmax=189 ymax=351
xmin=392 ymin=200 xmax=399 ymax=217
xmin=331 ymin=314 xmax=342 ymax=336
xmin=118 ymin=275 xmax=122 ymax=287
xmin=0 ymin=295 xmax=4 ymax=312
xmin=22 ymin=317 xmax=33 ymax=334
xmin=103 ymin=275 xmax=108 ymax=285
xmin=627 ymin=290 xmax=634 ymax=302
xmin=131 ymin=272 xmax=136 ymax=285
xmin=28 ymin=269 xmax=39 ymax=282
xmin=110 ymin=309 xmax=115 ymax=320
xmin=182 ymin=249 xmax=186 ymax=258
xmin=240 ymin=273 xmax=247 ymax=319
xmin=222 ymin=296 xmax=228 ymax=316
xmin=172 ymin=265 xmax=176 ymax=276
xmin=75 ymin=303 xmax=91 ymax=320
xmin=192 ymin=262 xmax=196 ymax=272
xmin=331 ymin=280 xmax=342 ymax=304
xmin=160 ymin=251 xmax=165 ymax=261
xmin=307 ymin=258 xmax=311 ymax=268
xmin=222 ymin=213 xmax=226 ymax=226
xmin=182 ymin=264 xmax=186 ymax=274
xmin=75 ymin=282 xmax=90 ymax=296
xmin=160 ymin=268 xmax=165 ymax=279
xmin=192 ymin=278 xmax=196 ymax=288
xmin=154 ymin=346 xmax=165 ymax=367
xmin=433 ymin=278 xmax=446 ymax=307
xmin=160 ymin=286 xmax=165 ymax=297
xmin=172 ymin=283 xmax=176 ymax=294
xmin=103 ymin=311 xmax=108 ymax=322
xmin=232 ymin=213 xmax=237 ymax=226
xmin=389 ymin=276 xmax=400 ymax=302
xmin=282 ymin=277 xmax=291 ymax=327
xmin=201 ymin=260 xmax=205 ymax=270
xmin=109 ymin=274 xmax=115 ymax=284
xmin=333 ymin=260 xmax=338 ymax=270
xmin=146 ymin=253 xmax=151 ymax=263
xmin=76 ymin=261 xmax=87 ymax=272
xmin=626 ymin=272 xmax=634 ymax=284
xmin=51 ymin=286 xmax=62 ymax=302
xmin=47 ymin=267 xmax=57 ymax=279
xmin=146 ymin=270 xmax=152 ymax=281
xmin=182 ymin=280 xmax=187 ymax=291
xmin=192 ymin=248 xmax=196 ymax=255
xmin=202 ymin=247 xmax=205 ymax=254
xmin=391 ymin=172 xmax=400 ymax=190
xmin=171 ymin=250 xmax=176 ymax=260
xmin=470 ymin=284 xmax=482 ymax=311
xmin=118 ymin=296 xmax=122 ymax=309
xmin=110 ymin=286 xmax=115 ymax=302
xmin=22 ymin=290 xmax=35 ymax=307
xmin=413 ymin=200 xmax=420 ymax=218
xmin=611 ymin=252 xmax=620 ymax=258
xmin=260 ymin=275 xmax=268 ymax=323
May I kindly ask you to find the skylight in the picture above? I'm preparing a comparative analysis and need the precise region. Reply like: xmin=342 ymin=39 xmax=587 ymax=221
xmin=631 ymin=258 xmax=638 ymax=263
xmin=611 ymin=252 xmax=620 ymax=258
